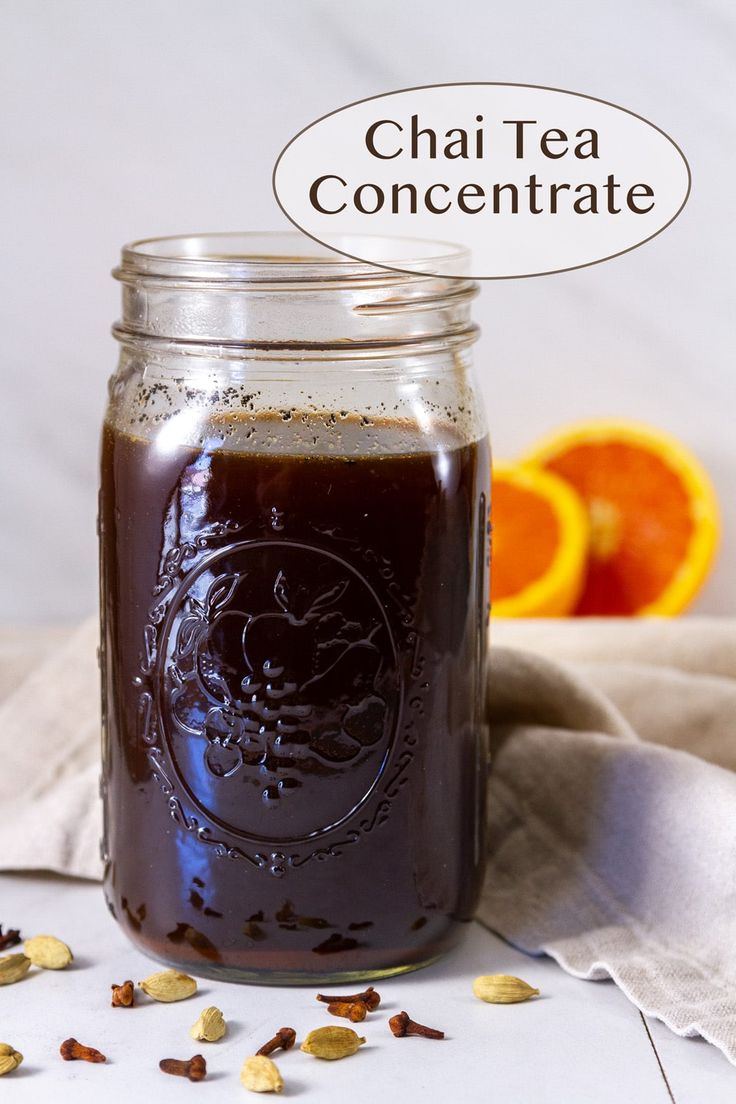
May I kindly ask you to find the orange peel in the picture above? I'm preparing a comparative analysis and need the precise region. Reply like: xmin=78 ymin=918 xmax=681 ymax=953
xmin=491 ymin=462 xmax=589 ymax=617
xmin=523 ymin=419 xmax=719 ymax=616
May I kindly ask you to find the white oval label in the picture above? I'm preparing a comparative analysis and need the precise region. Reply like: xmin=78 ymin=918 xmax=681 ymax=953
xmin=273 ymin=83 xmax=691 ymax=279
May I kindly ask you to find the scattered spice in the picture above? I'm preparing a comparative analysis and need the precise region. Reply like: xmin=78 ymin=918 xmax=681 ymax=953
xmin=0 ymin=1043 xmax=23 ymax=1076
xmin=316 ymin=985 xmax=380 ymax=1011
xmin=240 ymin=1054 xmax=283 ymax=1093
xmin=243 ymin=920 xmax=267 ymax=942
xmin=190 ymin=1006 xmax=227 ymax=1042
xmin=139 ymin=969 xmax=197 ymax=1002
xmin=275 ymin=900 xmax=296 ymax=924
xmin=472 ymin=974 xmax=540 ymax=1004
xmin=159 ymin=1054 xmax=207 ymax=1081
xmin=121 ymin=898 xmax=146 ymax=931
xmin=312 ymin=933 xmax=360 ymax=955
xmin=60 ymin=1038 xmax=107 ymax=1063
xmin=111 ymin=979 xmax=135 ymax=1007
xmin=0 ymin=920 xmax=543 ymax=1086
xmin=300 ymin=1026 xmax=366 ymax=1060
xmin=0 ymin=927 xmax=21 ymax=951
xmin=166 ymin=923 xmax=220 ymax=962
xmin=0 ymin=953 xmax=31 ymax=986
xmin=25 ymin=935 xmax=73 ymax=970
xmin=326 ymin=1000 xmax=367 ymax=1023
xmin=256 ymin=1027 xmax=296 ymax=1057
xmin=389 ymin=1011 xmax=444 ymax=1040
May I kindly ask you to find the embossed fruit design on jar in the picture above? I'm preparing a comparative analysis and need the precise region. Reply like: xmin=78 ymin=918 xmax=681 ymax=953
xmin=100 ymin=233 xmax=490 ymax=983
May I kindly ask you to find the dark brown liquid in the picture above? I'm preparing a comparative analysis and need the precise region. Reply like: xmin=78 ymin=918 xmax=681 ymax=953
xmin=100 ymin=416 xmax=490 ymax=982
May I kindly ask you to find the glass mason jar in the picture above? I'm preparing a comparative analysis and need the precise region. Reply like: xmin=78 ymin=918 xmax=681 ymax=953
xmin=99 ymin=232 xmax=490 ymax=984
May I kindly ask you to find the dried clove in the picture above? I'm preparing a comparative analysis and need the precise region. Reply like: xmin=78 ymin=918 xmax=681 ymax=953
xmin=316 ymin=985 xmax=380 ymax=1011
xmin=312 ymin=933 xmax=360 ymax=955
xmin=256 ymin=1027 xmax=296 ymax=1057
xmin=326 ymin=1000 xmax=367 ymax=1023
xmin=389 ymin=1011 xmax=444 ymax=1040
xmin=60 ymin=1038 xmax=107 ymax=1063
xmin=159 ymin=1054 xmax=207 ymax=1081
xmin=111 ymin=979 xmax=135 ymax=1007
xmin=0 ymin=927 xmax=21 ymax=951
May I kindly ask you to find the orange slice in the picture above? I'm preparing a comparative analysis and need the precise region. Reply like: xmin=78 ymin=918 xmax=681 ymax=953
xmin=523 ymin=420 xmax=719 ymax=615
xmin=491 ymin=463 xmax=589 ymax=617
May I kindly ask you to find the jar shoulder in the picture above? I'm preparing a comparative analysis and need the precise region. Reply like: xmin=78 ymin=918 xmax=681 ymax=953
xmin=104 ymin=348 xmax=488 ymax=457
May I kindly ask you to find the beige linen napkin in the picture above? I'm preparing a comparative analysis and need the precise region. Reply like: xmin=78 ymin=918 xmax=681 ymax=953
xmin=2 ymin=617 xmax=736 ymax=1062
xmin=486 ymin=619 xmax=736 ymax=1065
xmin=0 ymin=621 xmax=101 ymax=880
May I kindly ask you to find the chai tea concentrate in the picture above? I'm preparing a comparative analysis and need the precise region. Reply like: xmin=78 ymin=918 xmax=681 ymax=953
xmin=101 ymin=234 xmax=489 ymax=983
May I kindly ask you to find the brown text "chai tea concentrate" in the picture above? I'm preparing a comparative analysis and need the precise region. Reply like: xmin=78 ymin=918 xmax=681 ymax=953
xmin=100 ymin=233 xmax=490 ymax=983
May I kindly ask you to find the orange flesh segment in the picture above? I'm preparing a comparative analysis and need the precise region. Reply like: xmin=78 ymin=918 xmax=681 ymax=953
xmin=544 ymin=442 xmax=694 ymax=615
xmin=492 ymin=480 xmax=560 ymax=601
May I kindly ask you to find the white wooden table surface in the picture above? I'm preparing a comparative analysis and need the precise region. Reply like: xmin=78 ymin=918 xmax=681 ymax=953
xmin=1 ymin=872 xmax=732 ymax=1103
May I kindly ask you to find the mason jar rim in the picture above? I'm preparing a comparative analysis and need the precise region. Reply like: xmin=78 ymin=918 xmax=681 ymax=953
xmin=112 ymin=231 xmax=478 ymax=353
xmin=114 ymin=231 xmax=471 ymax=285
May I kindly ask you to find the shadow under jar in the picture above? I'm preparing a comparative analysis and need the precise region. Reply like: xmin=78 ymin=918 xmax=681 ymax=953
xmin=100 ymin=232 xmax=490 ymax=984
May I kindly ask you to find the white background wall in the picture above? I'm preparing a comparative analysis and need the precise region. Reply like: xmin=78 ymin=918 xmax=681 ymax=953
xmin=1 ymin=0 xmax=733 ymax=621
